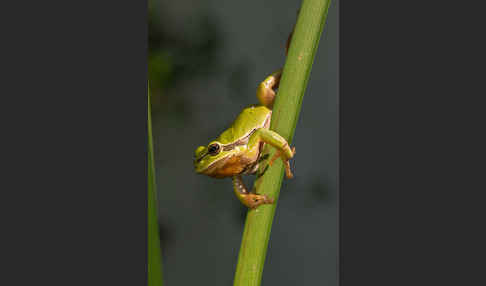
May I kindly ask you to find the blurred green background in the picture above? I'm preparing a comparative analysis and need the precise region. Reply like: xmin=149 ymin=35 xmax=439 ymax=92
xmin=149 ymin=0 xmax=338 ymax=285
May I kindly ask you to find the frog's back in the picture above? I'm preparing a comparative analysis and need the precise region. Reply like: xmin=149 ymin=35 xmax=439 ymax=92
xmin=217 ymin=105 xmax=271 ymax=144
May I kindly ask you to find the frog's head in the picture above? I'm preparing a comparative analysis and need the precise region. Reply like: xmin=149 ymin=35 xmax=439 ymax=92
xmin=194 ymin=141 xmax=229 ymax=176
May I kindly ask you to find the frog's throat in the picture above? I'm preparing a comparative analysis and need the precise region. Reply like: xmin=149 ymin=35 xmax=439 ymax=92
xmin=200 ymin=155 xmax=231 ymax=176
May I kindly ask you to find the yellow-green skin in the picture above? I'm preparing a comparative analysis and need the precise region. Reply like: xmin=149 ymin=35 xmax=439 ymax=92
xmin=193 ymin=70 xmax=295 ymax=208
xmin=194 ymin=105 xmax=271 ymax=178
xmin=217 ymin=105 xmax=271 ymax=145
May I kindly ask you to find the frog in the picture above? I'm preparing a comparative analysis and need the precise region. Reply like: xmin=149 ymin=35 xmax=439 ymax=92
xmin=193 ymin=69 xmax=296 ymax=209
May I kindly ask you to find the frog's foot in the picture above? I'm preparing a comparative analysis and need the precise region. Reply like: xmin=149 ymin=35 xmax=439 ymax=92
xmin=269 ymin=147 xmax=296 ymax=179
xmin=241 ymin=193 xmax=274 ymax=209
xmin=256 ymin=70 xmax=282 ymax=108
xmin=232 ymin=175 xmax=274 ymax=209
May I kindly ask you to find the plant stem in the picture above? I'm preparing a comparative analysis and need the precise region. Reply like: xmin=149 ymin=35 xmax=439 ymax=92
xmin=148 ymin=87 xmax=164 ymax=286
xmin=233 ymin=1 xmax=332 ymax=285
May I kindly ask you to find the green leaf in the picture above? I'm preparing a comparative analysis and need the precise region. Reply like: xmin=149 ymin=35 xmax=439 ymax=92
xmin=148 ymin=86 xmax=164 ymax=286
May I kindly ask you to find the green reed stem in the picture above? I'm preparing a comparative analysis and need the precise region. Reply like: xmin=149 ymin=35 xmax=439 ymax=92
xmin=233 ymin=1 xmax=332 ymax=285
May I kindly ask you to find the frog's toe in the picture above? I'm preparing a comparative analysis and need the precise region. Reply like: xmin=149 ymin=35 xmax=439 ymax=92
xmin=284 ymin=160 xmax=294 ymax=179
xmin=268 ymin=147 xmax=295 ymax=179
xmin=244 ymin=193 xmax=274 ymax=209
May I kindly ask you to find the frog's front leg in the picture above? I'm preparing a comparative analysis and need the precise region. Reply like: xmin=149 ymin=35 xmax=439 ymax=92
xmin=232 ymin=175 xmax=274 ymax=208
xmin=256 ymin=69 xmax=282 ymax=108
xmin=249 ymin=128 xmax=296 ymax=179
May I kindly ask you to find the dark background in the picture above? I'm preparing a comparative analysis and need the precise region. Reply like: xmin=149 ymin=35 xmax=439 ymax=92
xmin=149 ymin=0 xmax=338 ymax=285
xmin=4 ymin=0 xmax=485 ymax=285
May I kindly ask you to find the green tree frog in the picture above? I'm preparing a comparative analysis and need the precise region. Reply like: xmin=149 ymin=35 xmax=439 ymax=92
xmin=194 ymin=70 xmax=296 ymax=209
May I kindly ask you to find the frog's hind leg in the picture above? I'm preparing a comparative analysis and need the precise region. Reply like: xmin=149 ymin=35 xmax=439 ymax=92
xmin=256 ymin=70 xmax=282 ymax=108
xmin=232 ymin=175 xmax=274 ymax=209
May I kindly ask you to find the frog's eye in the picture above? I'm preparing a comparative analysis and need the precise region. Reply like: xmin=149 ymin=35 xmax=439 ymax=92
xmin=208 ymin=143 xmax=221 ymax=156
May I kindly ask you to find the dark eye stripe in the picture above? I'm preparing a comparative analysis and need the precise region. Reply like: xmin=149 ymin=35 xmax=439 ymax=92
xmin=222 ymin=129 xmax=255 ymax=151
xmin=196 ymin=152 xmax=208 ymax=163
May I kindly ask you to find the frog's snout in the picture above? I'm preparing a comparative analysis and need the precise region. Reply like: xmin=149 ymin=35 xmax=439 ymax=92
xmin=194 ymin=145 xmax=207 ymax=172
xmin=195 ymin=146 xmax=206 ymax=158
xmin=193 ymin=155 xmax=200 ymax=170
xmin=193 ymin=158 xmax=201 ymax=169
xmin=194 ymin=160 xmax=205 ymax=174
